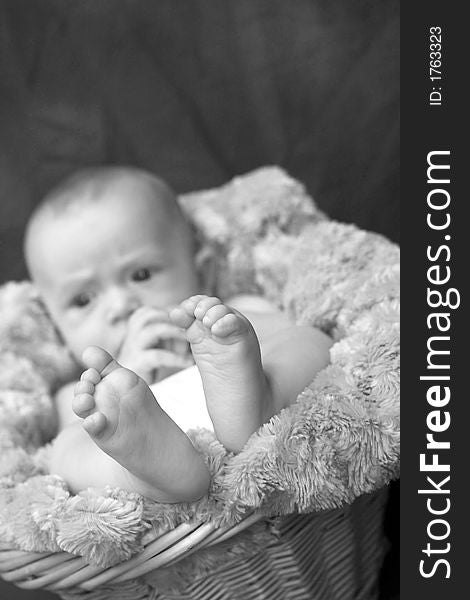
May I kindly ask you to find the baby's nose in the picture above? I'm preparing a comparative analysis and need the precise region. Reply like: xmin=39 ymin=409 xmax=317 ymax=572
xmin=106 ymin=288 xmax=140 ymax=323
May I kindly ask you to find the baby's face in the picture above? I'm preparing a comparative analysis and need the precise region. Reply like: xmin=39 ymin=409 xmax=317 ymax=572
xmin=27 ymin=188 xmax=198 ymax=363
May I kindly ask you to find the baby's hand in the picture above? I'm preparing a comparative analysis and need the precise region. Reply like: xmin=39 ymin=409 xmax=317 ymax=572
xmin=117 ymin=307 xmax=193 ymax=384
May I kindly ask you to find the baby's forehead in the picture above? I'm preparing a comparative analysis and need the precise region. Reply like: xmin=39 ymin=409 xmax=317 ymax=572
xmin=50 ymin=174 xmax=177 ymax=222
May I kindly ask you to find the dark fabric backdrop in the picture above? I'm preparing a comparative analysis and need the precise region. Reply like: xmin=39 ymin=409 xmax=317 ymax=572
xmin=1 ymin=0 xmax=398 ymax=284
xmin=0 ymin=1 xmax=399 ymax=599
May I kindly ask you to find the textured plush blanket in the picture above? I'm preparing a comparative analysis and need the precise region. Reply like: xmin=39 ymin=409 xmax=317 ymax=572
xmin=0 ymin=167 xmax=399 ymax=582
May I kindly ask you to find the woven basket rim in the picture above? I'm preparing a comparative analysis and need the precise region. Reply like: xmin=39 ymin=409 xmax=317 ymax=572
xmin=0 ymin=510 xmax=265 ymax=591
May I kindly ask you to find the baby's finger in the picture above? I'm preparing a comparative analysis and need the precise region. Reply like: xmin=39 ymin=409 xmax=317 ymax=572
xmin=164 ymin=338 xmax=190 ymax=357
xmin=137 ymin=323 xmax=187 ymax=348
xmin=143 ymin=349 xmax=193 ymax=370
xmin=128 ymin=306 xmax=170 ymax=330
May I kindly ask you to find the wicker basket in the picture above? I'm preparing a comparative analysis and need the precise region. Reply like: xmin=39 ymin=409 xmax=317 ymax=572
xmin=0 ymin=169 xmax=399 ymax=599
xmin=0 ymin=489 xmax=388 ymax=599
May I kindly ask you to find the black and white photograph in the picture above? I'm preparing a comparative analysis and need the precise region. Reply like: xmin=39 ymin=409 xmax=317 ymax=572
xmin=1 ymin=2 xmax=403 ymax=599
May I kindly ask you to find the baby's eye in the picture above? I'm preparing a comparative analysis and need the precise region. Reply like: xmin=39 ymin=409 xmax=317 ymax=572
xmin=70 ymin=292 xmax=92 ymax=308
xmin=131 ymin=268 xmax=152 ymax=282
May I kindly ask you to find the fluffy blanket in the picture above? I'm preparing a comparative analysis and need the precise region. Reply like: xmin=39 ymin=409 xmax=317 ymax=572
xmin=0 ymin=167 xmax=399 ymax=583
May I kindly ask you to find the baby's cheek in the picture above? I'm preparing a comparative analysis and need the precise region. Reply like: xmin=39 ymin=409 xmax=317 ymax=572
xmin=64 ymin=333 xmax=89 ymax=363
xmin=61 ymin=323 xmax=100 ymax=362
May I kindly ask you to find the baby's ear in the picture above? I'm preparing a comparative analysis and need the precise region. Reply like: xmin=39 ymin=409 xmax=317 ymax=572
xmin=195 ymin=244 xmax=219 ymax=296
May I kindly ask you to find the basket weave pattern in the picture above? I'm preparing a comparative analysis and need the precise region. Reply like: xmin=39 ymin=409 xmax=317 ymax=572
xmin=0 ymin=491 xmax=387 ymax=599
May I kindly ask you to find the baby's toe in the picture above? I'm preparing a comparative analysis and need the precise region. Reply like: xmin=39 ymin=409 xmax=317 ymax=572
xmin=82 ymin=346 xmax=120 ymax=377
xmin=82 ymin=412 xmax=108 ymax=437
xmin=80 ymin=368 xmax=101 ymax=385
xmin=73 ymin=392 xmax=96 ymax=418
xmin=169 ymin=305 xmax=195 ymax=329
xmin=211 ymin=312 xmax=246 ymax=338
xmin=202 ymin=304 xmax=231 ymax=328
xmin=181 ymin=295 xmax=205 ymax=314
xmin=194 ymin=296 xmax=222 ymax=320
xmin=105 ymin=365 xmax=140 ymax=392
xmin=75 ymin=379 xmax=95 ymax=396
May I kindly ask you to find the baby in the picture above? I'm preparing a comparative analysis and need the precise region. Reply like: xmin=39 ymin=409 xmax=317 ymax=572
xmin=24 ymin=167 xmax=332 ymax=503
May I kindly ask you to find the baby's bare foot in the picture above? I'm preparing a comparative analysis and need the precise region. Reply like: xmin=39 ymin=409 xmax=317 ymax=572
xmin=169 ymin=296 xmax=270 ymax=451
xmin=73 ymin=346 xmax=209 ymax=501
